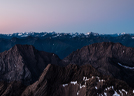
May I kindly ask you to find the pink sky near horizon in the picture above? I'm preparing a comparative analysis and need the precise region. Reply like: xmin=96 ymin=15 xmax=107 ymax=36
xmin=0 ymin=0 xmax=134 ymax=34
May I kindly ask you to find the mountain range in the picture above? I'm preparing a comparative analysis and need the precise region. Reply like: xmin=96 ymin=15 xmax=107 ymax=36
xmin=0 ymin=32 xmax=131 ymax=38
xmin=0 ymin=32 xmax=134 ymax=59
xmin=0 ymin=42 xmax=134 ymax=95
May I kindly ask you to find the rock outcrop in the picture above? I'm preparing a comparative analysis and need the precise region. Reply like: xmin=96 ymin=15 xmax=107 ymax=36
xmin=63 ymin=42 xmax=134 ymax=87
xmin=0 ymin=44 xmax=61 ymax=85
xmin=21 ymin=64 xmax=134 ymax=96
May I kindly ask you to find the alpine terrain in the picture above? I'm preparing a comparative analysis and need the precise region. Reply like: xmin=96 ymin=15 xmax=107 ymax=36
xmin=0 ymin=41 xmax=134 ymax=95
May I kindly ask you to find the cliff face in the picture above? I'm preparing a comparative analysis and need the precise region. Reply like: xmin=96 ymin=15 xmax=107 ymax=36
xmin=0 ymin=44 xmax=61 ymax=85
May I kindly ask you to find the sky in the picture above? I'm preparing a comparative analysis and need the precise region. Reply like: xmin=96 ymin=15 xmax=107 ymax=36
xmin=0 ymin=0 xmax=134 ymax=34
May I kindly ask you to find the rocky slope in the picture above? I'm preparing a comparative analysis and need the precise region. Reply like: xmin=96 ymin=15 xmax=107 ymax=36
xmin=0 ymin=81 xmax=26 ymax=96
xmin=0 ymin=64 xmax=133 ymax=96
xmin=21 ymin=64 xmax=134 ymax=96
xmin=63 ymin=42 xmax=134 ymax=88
xmin=0 ymin=43 xmax=134 ymax=95
xmin=0 ymin=44 xmax=61 ymax=85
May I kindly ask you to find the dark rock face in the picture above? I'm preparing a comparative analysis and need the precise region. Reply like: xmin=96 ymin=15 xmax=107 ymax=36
xmin=0 ymin=43 xmax=134 ymax=96
xmin=0 ymin=44 xmax=61 ymax=85
xmin=21 ymin=64 xmax=134 ymax=96
xmin=0 ymin=64 xmax=133 ymax=96
xmin=0 ymin=81 xmax=26 ymax=96
xmin=63 ymin=42 xmax=134 ymax=87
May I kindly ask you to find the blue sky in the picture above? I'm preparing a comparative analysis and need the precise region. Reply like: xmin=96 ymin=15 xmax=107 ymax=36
xmin=0 ymin=0 xmax=134 ymax=34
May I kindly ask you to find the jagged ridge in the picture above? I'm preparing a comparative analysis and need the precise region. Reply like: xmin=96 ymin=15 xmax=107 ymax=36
xmin=21 ymin=64 xmax=134 ymax=96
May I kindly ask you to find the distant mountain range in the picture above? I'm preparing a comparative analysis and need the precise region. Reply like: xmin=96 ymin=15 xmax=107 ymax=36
xmin=0 ymin=32 xmax=134 ymax=39
xmin=0 ymin=32 xmax=134 ymax=59
xmin=0 ymin=42 xmax=134 ymax=96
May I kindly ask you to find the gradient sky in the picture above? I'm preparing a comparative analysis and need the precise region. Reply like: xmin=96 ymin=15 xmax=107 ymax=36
xmin=0 ymin=0 xmax=134 ymax=34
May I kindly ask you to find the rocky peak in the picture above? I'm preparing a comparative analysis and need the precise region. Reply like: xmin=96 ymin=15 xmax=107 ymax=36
xmin=63 ymin=42 xmax=134 ymax=88
xmin=0 ymin=44 xmax=61 ymax=85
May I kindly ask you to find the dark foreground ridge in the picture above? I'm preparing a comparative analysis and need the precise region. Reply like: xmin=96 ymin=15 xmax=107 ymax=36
xmin=0 ymin=42 xmax=134 ymax=95
xmin=1 ymin=64 xmax=134 ymax=96
xmin=21 ymin=64 xmax=134 ymax=96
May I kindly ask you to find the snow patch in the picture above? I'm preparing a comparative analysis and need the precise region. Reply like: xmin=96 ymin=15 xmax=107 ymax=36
xmin=105 ymin=86 xmax=113 ymax=91
xmin=104 ymin=87 xmax=128 ymax=96
xmin=83 ymin=77 xmax=89 ymax=81
xmin=121 ymin=32 xmax=126 ymax=35
xmin=96 ymin=76 xmax=105 ymax=82
xmin=95 ymin=86 xmax=98 ymax=89
xmin=80 ymin=84 xmax=86 ymax=89
xmin=96 ymin=76 xmax=100 ymax=79
xmin=21 ymin=35 xmax=28 ymax=37
xmin=104 ymin=92 xmax=107 ymax=96
xmin=132 ymin=37 xmax=134 ymax=39
xmin=70 ymin=81 xmax=77 ymax=85
xmin=62 ymin=84 xmax=68 ymax=87
xmin=119 ymin=90 xmax=123 ymax=96
xmin=77 ymin=91 xmax=79 ymax=95
xmin=83 ymin=77 xmax=85 ymax=80
xmin=85 ymin=32 xmax=99 ymax=36
xmin=122 ymin=89 xmax=127 ymax=95
xmin=113 ymin=91 xmax=120 ymax=96
xmin=118 ymin=63 xmax=134 ymax=69
xmin=18 ymin=33 xmax=22 ymax=36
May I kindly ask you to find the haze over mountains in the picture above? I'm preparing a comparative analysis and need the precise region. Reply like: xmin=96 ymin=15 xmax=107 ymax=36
xmin=0 ymin=32 xmax=134 ymax=95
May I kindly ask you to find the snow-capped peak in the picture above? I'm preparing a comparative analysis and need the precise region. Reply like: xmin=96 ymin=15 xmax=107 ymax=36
xmin=85 ymin=32 xmax=99 ymax=36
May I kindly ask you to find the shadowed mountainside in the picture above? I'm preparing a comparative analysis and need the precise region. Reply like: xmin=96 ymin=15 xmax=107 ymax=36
xmin=1 ymin=32 xmax=134 ymax=59
xmin=63 ymin=42 xmax=134 ymax=88
xmin=0 ymin=43 xmax=134 ymax=95
xmin=22 ymin=64 xmax=134 ymax=96
xmin=0 ymin=44 xmax=61 ymax=85
xmin=1 ymin=64 xmax=133 ymax=96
